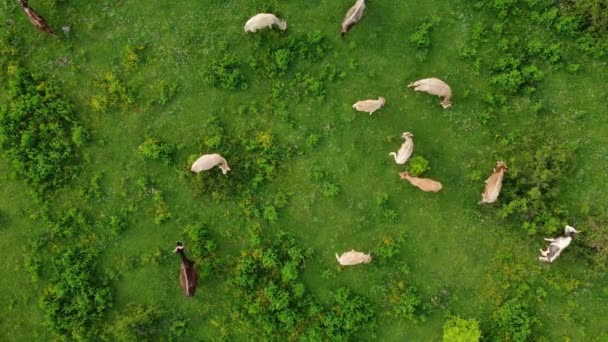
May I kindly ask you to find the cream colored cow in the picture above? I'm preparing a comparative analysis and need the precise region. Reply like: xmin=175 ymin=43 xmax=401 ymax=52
xmin=191 ymin=153 xmax=230 ymax=175
xmin=389 ymin=132 xmax=414 ymax=165
xmin=399 ymin=172 xmax=443 ymax=192
xmin=479 ymin=161 xmax=507 ymax=204
xmin=335 ymin=250 xmax=372 ymax=266
xmin=352 ymin=97 xmax=386 ymax=115
xmin=244 ymin=13 xmax=287 ymax=33
xmin=341 ymin=0 xmax=365 ymax=37
xmin=408 ymin=78 xmax=452 ymax=108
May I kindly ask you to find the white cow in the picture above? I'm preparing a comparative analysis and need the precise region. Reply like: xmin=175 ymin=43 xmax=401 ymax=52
xmin=341 ymin=0 xmax=366 ymax=37
xmin=408 ymin=78 xmax=453 ymax=108
xmin=389 ymin=132 xmax=414 ymax=164
xmin=539 ymin=225 xmax=580 ymax=263
xmin=191 ymin=153 xmax=230 ymax=175
xmin=244 ymin=13 xmax=287 ymax=33
xmin=352 ymin=97 xmax=386 ymax=115
xmin=336 ymin=250 xmax=372 ymax=266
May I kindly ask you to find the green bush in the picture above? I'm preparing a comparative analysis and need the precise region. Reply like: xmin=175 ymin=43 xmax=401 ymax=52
xmin=385 ymin=271 xmax=422 ymax=321
xmin=499 ymin=137 xmax=573 ymax=235
xmin=406 ymin=155 xmax=430 ymax=176
xmin=492 ymin=299 xmax=535 ymax=342
xmin=443 ymin=316 xmax=481 ymax=342
xmin=138 ymin=136 xmax=176 ymax=164
xmin=91 ymin=72 xmax=134 ymax=112
xmin=0 ymin=67 xmax=85 ymax=194
xmin=321 ymin=288 xmax=375 ymax=340
xmin=203 ymin=53 xmax=247 ymax=90
xmin=41 ymin=245 xmax=112 ymax=340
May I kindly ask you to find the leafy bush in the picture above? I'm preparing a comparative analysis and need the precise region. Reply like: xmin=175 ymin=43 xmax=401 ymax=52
xmin=443 ymin=316 xmax=481 ymax=342
xmin=109 ymin=304 xmax=189 ymax=341
xmin=91 ymin=72 xmax=134 ymax=112
xmin=151 ymin=80 xmax=179 ymax=106
xmin=0 ymin=67 xmax=85 ymax=194
xmin=138 ymin=136 xmax=176 ymax=164
xmin=184 ymin=223 xmax=217 ymax=263
xmin=581 ymin=214 xmax=608 ymax=271
xmin=203 ymin=53 xmax=247 ymax=90
xmin=385 ymin=271 xmax=422 ymax=321
xmin=41 ymin=245 xmax=112 ymax=340
xmin=321 ymin=288 xmax=376 ymax=340
xmin=499 ymin=137 xmax=574 ymax=235
xmin=373 ymin=236 xmax=401 ymax=265
xmin=406 ymin=155 xmax=430 ymax=176
xmin=491 ymin=299 xmax=536 ymax=342
xmin=409 ymin=19 xmax=436 ymax=49
xmin=122 ymin=43 xmax=146 ymax=70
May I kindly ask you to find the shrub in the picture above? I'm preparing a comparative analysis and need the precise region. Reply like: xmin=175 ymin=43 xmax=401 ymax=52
xmin=321 ymin=288 xmax=375 ymax=340
xmin=203 ymin=53 xmax=247 ymax=90
xmin=110 ymin=304 xmax=166 ymax=341
xmin=321 ymin=182 xmax=340 ymax=197
xmin=122 ymin=43 xmax=146 ymax=70
xmin=409 ymin=19 xmax=436 ymax=49
xmin=499 ymin=137 xmax=573 ymax=235
xmin=492 ymin=299 xmax=535 ymax=342
xmin=41 ymin=245 xmax=112 ymax=340
xmin=406 ymin=155 xmax=430 ymax=176
xmin=373 ymin=236 xmax=401 ymax=265
xmin=138 ymin=136 xmax=176 ymax=164
xmin=151 ymin=80 xmax=179 ymax=106
xmin=0 ymin=67 xmax=84 ymax=194
xmin=385 ymin=272 xmax=422 ymax=321
xmin=91 ymin=72 xmax=134 ymax=112
xmin=443 ymin=316 xmax=481 ymax=342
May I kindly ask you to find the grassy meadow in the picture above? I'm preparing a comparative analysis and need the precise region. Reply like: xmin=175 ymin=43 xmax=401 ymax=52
xmin=1 ymin=0 xmax=608 ymax=340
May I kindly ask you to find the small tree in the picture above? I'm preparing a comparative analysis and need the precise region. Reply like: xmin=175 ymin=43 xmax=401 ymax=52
xmin=443 ymin=316 xmax=481 ymax=342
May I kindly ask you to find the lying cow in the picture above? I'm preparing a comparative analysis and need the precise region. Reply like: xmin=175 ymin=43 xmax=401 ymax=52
xmin=352 ymin=97 xmax=386 ymax=115
xmin=335 ymin=250 xmax=372 ymax=266
xmin=244 ymin=13 xmax=287 ymax=33
xmin=389 ymin=132 xmax=414 ymax=165
xmin=408 ymin=78 xmax=452 ymax=108
xmin=539 ymin=225 xmax=580 ymax=263
xmin=191 ymin=153 xmax=230 ymax=175
xmin=399 ymin=172 xmax=443 ymax=192
xmin=479 ymin=161 xmax=507 ymax=204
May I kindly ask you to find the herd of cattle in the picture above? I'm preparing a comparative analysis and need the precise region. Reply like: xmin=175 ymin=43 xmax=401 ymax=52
xmin=15 ymin=0 xmax=579 ymax=298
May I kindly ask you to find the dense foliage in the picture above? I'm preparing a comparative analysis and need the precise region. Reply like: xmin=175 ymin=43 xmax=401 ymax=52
xmin=442 ymin=316 xmax=481 ymax=342
xmin=230 ymin=230 xmax=375 ymax=340
xmin=0 ymin=67 xmax=85 ymax=194
xmin=499 ymin=137 xmax=574 ymax=235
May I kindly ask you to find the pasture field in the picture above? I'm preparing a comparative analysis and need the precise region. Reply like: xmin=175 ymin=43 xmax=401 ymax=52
xmin=0 ymin=0 xmax=607 ymax=340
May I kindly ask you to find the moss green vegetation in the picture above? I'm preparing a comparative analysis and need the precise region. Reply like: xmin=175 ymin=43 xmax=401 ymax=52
xmin=1 ymin=0 xmax=608 ymax=341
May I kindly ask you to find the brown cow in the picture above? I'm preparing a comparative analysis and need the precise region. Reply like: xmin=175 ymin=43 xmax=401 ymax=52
xmin=19 ymin=0 xmax=56 ymax=36
xmin=479 ymin=161 xmax=507 ymax=204
xmin=399 ymin=172 xmax=443 ymax=192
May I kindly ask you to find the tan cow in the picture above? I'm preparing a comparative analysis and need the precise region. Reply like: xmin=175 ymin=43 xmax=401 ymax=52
xmin=191 ymin=153 xmax=230 ymax=175
xmin=389 ymin=132 xmax=414 ymax=165
xmin=335 ymin=250 xmax=372 ymax=266
xmin=408 ymin=78 xmax=452 ymax=108
xmin=399 ymin=172 xmax=443 ymax=192
xmin=244 ymin=13 xmax=287 ymax=33
xmin=479 ymin=161 xmax=507 ymax=204
xmin=352 ymin=97 xmax=386 ymax=115
xmin=341 ymin=0 xmax=365 ymax=38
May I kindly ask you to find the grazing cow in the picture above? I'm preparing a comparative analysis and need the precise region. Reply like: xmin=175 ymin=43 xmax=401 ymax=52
xmin=479 ymin=161 xmax=507 ymax=204
xmin=335 ymin=250 xmax=372 ymax=266
xmin=191 ymin=153 xmax=230 ymax=175
xmin=408 ymin=78 xmax=452 ymax=108
xmin=539 ymin=225 xmax=580 ymax=263
xmin=244 ymin=13 xmax=287 ymax=32
xmin=399 ymin=172 xmax=443 ymax=192
xmin=389 ymin=132 xmax=414 ymax=165
xmin=352 ymin=97 xmax=386 ymax=115
xmin=341 ymin=0 xmax=365 ymax=38
xmin=19 ymin=0 xmax=56 ymax=36
xmin=174 ymin=242 xmax=197 ymax=297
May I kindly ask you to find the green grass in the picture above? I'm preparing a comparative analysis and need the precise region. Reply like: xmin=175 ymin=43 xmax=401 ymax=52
xmin=1 ymin=0 xmax=608 ymax=340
